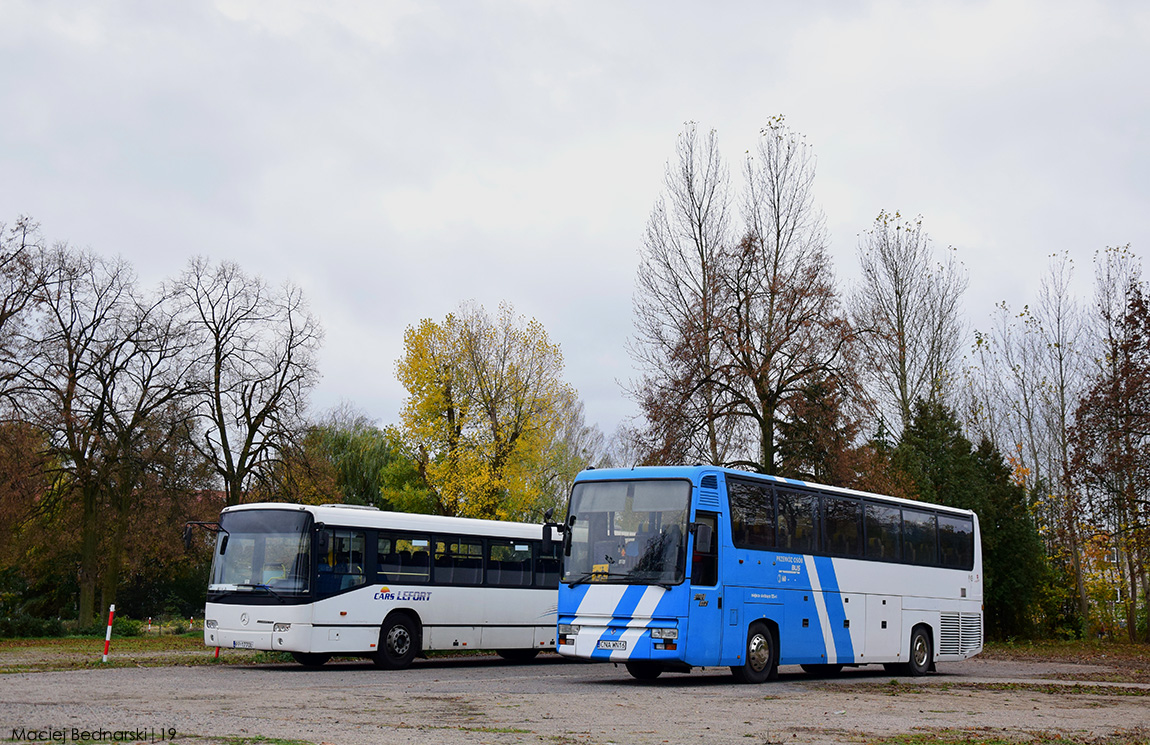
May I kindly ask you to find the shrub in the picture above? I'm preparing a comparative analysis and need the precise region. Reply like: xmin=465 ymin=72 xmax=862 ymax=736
xmin=0 ymin=614 xmax=65 ymax=638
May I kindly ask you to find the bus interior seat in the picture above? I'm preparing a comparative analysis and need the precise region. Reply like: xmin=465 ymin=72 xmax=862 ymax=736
xmin=455 ymin=557 xmax=481 ymax=584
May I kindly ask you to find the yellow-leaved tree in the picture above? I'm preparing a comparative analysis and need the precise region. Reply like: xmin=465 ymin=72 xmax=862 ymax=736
xmin=395 ymin=302 xmax=573 ymax=521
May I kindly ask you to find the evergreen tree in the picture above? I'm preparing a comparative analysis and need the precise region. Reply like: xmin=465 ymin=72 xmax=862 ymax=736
xmin=897 ymin=400 xmax=1048 ymax=639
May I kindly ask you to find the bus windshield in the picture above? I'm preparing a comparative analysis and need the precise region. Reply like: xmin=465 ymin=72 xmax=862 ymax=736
xmin=209 ymin=509 xmax=312 ymax=596
xmin=562 ymin=479 xmax=691 ymax=586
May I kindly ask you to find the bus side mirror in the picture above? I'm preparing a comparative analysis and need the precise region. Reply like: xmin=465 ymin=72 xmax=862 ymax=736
xmin=542 ymin=524 xmax=554 ymax=553
xmin=219 ymin=534 xmax=229 ymax=556
xmin=691 ymin=523 xmax=713 ymax=553
xmin=183 ymin=525 xmax=193 ymax=551
xmin=564 ymin=515 xmax=576 ymax=557
xmin=316 ymin=528 xmax=329 ymax=554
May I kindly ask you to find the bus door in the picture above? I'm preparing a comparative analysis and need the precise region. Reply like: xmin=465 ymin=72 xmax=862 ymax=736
xmin=685 ymin=512 xmax=722 ymax=663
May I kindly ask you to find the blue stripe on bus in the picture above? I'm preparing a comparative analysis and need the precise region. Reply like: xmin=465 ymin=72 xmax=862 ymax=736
xmin=813 ymin=556 xmax=854 ymax=662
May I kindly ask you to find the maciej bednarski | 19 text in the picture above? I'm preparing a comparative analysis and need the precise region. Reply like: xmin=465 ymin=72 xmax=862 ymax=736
xmin=12 ymin=727 xmax=178 ymax=743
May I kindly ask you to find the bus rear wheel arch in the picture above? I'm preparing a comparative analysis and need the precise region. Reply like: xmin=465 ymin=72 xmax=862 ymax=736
xmin=373 ymin=611 xmax=421 ymax=670
xmin=731 ymin=620 xmax=777 ymax=684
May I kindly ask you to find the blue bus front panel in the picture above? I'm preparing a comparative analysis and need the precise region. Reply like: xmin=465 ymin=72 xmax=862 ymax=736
xmin=557 ymin=583 xmax=690 ymax=664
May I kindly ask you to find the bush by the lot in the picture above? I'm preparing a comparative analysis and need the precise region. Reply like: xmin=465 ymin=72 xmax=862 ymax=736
xmin=0 ymin=613 xmax=65 ymax=638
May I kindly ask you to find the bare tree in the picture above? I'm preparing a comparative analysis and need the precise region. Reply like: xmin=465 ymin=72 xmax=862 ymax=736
xmin=98 ymin=283 xmax=200 ymax=611
xmin=174 ymin=257 xmax=322 ymax=506
xmin=630 ymin=119 xmax=853 ymax=474
xmin=1072 ymin=245 xmax=1149 ymax=641
xmin=629 ymin=122 xmax=735 ymax=465
xmin=850 ymin=211 xmax=968 ymax=434
xmin=1034 ymin=254 xmax=1091 ymax=625
xmin=718 ymin=117 xmax=852 ymax=474
xmin=0 ymin=217 xmax=46 ymax=412
xmin=21 ymin=245 xmax=138 ymax=624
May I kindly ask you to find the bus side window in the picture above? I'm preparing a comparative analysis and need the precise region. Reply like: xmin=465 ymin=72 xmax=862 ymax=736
xmin=535 ymin=541 xmax=561 ymax=589
xmin=691 ymin=512 xmax=718 ymax=586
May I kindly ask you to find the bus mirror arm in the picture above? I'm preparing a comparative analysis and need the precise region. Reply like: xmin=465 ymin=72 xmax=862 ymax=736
xmin=183 ymin=521 xmax=227 ymax=552
xmin=563 ymin=515 xmax=576 ymax=556
xmin=691 ymin=522 xmax=713 ymax=553
xmin=541 ymin=510 xmax=568 ymax=553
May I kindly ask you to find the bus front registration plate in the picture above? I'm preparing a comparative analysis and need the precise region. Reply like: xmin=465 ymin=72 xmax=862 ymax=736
xmin=597 ymin=640 xmax=626 ymax=650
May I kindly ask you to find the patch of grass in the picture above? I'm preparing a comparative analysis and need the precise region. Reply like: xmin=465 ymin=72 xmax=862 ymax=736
xmin=205 ymin=738 xmax=315 ymax=745
xmin=861 ymin=727 xmax=1150 ymax=744
xmin=819 ymin=680 xmax=1150 ymax=698
xmin=0 ymin=635 xmax=299 ymax=674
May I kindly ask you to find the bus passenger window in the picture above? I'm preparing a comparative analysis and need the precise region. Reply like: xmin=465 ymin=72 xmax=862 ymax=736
xmin=691 ymin=513 xmax=718 ymax=586
xmin=535 ymin=542 xmax=560 ymax=589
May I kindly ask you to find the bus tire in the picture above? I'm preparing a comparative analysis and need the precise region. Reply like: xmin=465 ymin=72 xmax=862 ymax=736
xmin=374 ymin=613 xmax=419 ymax=670
xmin=291 ymin=652 xmax=331 ymax=667
xmin=625 ymin=661 xmax=663 ymax=680
xmin=800 ymin=663 xmax=843 ymax=677
xmin=731 ymin=621 xmax=776 ymax=684
xmin=907 ymin=624 xmax=932 ymax=676
xmin=496 ymin=649 xmax=540 ymax=663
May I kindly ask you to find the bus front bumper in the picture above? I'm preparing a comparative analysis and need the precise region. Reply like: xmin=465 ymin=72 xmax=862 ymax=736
xmin=557 ymin=622 xmax=681 ymax=662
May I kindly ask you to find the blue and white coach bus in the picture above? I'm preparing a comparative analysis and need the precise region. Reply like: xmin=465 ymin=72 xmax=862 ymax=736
xmin=553 ymin=466 xmax=982 ymax=682
xmin=195 ymin=503 xmax=560 ymax=668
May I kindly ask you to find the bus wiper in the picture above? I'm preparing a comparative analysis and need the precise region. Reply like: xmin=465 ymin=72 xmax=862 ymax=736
xmin=566 ymin=571 xmax=632 ymax=588
xmin=235 ymin=583 xmax=285 ymax=602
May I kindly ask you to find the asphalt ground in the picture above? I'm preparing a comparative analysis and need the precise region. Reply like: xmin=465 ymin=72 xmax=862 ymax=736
xmin=2 ymin=653 xmax=1148 ymax=744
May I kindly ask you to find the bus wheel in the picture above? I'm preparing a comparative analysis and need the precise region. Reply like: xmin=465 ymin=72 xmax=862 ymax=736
xmin=291 ymin=652 xmax=331 ymax=667
xmin=625 ymin=661 xmax=663 ymax=680
xmin=374 ymin=613 xmax=418 ymax=670
xmin=800 ymin=663 xmax=843 ymax=677
xmin=731 ymin=621 xmax=775 ymax=684
xmin=496 ymin=649 xmax=540 ymax=663
xmin=907 ymin=625 xmax=932 ymax=676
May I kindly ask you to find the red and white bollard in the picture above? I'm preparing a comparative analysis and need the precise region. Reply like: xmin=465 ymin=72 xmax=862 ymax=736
xmin=101 ymin=604 xmax=115 ymax=663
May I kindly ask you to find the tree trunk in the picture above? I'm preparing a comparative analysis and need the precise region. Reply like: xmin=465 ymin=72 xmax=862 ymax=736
xmin=77 ymin=480 xmax=101 ymax=626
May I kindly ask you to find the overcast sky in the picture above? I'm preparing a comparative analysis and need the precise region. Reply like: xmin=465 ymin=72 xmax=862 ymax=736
xmin=2 ymin=1 xmax=1147 ymax=437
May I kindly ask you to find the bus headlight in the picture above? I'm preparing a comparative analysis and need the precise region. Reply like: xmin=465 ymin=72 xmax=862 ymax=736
xmin=558 ymin=624 xmax=579 ymax=645
xmin=273 ymin=623 xmax=291 ymax=632
xmin=204 ymin=620 xmax=218 ymax=629
xmin=651 ymin=627 xmax=678 ymax=650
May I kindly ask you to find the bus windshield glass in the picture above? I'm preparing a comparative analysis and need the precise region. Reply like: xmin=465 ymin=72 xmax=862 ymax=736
xmin=563 ymin=479 xmax=691 ymax=586
xmin=209 ymin=509 xmax=312 ymax=596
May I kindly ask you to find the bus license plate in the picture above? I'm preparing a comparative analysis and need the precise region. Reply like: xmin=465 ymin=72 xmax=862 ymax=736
xmin=597 ymin=640 xmax=626 ymax=650
xmin=232 ymin=640 xmax=254 ymax=649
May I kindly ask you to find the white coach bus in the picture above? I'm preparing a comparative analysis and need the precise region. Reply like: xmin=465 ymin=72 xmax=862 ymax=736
xmin=195 ymin=503 xmax=560 ymax=667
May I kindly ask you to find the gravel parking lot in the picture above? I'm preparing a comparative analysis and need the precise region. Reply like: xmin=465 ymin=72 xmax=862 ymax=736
xmin=2 ymin=653 xmax=1148 ymax=744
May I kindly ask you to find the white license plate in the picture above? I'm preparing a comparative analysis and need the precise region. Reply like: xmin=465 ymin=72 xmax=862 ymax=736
xmin=597 ymin=640 xmax=627 ymax=650
xmin=232 ymin=640 xmax=254 ymax=649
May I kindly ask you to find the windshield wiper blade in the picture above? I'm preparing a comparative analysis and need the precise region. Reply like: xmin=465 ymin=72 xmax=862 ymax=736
xmin=565 ymin=571 xmax=636 ymax=588
xmin=235 ymin=583 xmax=285 ymax=602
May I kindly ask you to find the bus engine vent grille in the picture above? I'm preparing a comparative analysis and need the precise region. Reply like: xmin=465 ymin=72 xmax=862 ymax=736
xmin=940 ymin=612 xmax=982 ymax=655
xmin=701 ymin=475 xmax=718 ymax=490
